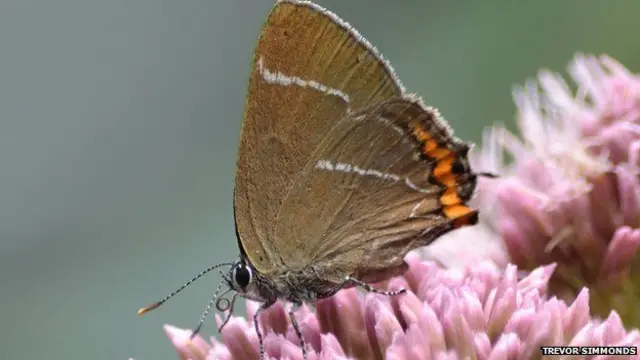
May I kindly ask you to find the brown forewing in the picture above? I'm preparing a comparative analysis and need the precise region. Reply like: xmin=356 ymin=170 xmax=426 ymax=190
xmin=233 ymin=1 xmax=404 ymax=274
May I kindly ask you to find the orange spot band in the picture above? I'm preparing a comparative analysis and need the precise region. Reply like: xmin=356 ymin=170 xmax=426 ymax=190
xmin=443 ymin=205 xmax=477 ymax=227
xmin=440 ymin=187 xmax=461 ymax=206
xmin=443 ymin=204 xmax=470 ymax=219
xmin=423 ymin=139 xmax=438 ymax=153
xmin=411 ymin=122 xmax=432 ymax=142
xmin=435 ymin=172 xmax=456 ymax=187
xmin=425 ymin=147 xmax=451 ymax=161
xmin=433 ymin=156 xmax=454 ymax=178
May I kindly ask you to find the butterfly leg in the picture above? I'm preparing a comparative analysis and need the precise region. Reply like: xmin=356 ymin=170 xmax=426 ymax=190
xmin=345 ymin=276 xmax=407 ymax=296
xmin=319 ymin=276 xmax=406 ymax=299
xmin=288 ymin=302 xmax=307 ymax=359
xmin=253 ymin=299 xmax=276 ymax=360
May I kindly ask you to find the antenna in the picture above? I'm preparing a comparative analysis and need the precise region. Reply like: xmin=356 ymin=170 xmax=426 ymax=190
xmin=137 ymin=262 xmax=233 ymax=315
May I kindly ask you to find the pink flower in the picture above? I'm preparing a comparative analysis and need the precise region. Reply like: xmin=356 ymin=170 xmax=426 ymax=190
xmin=463 ymin=54 xmax=640 ymax=327
xmin=164 ymin=254 xmax=639 ymax=359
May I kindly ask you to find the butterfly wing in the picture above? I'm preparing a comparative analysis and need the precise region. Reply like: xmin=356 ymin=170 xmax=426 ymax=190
xmin=233 ymin=1 xmax=404 ymax=274
xmin=273 ymin=97 xmax=478 ymax=283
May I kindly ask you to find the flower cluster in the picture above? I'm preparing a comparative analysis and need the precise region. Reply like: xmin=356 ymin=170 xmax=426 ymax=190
xmin=165 ymin=254 xmax=639 ymax=359
xmin=465 ymin=54 xmax=640 ymax=327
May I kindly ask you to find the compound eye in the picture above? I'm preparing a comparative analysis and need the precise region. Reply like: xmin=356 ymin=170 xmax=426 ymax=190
xmin=232 ymin=263 xmax=252 ymax=290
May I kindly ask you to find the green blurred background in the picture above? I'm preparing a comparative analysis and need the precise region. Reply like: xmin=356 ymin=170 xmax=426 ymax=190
xmin=0 ymin=0 xmax=638 ymax=359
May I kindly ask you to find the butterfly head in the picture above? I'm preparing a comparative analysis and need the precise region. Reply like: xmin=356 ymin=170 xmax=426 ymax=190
xmin=225 ymin=257 xmax=276 ymax=304
xmin=227 ymin=258 xmax=252 ymax=294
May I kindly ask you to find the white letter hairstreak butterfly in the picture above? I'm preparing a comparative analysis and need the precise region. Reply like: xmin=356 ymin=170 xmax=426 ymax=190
xmin=138 ymin=1 xmax=495 ymax=359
